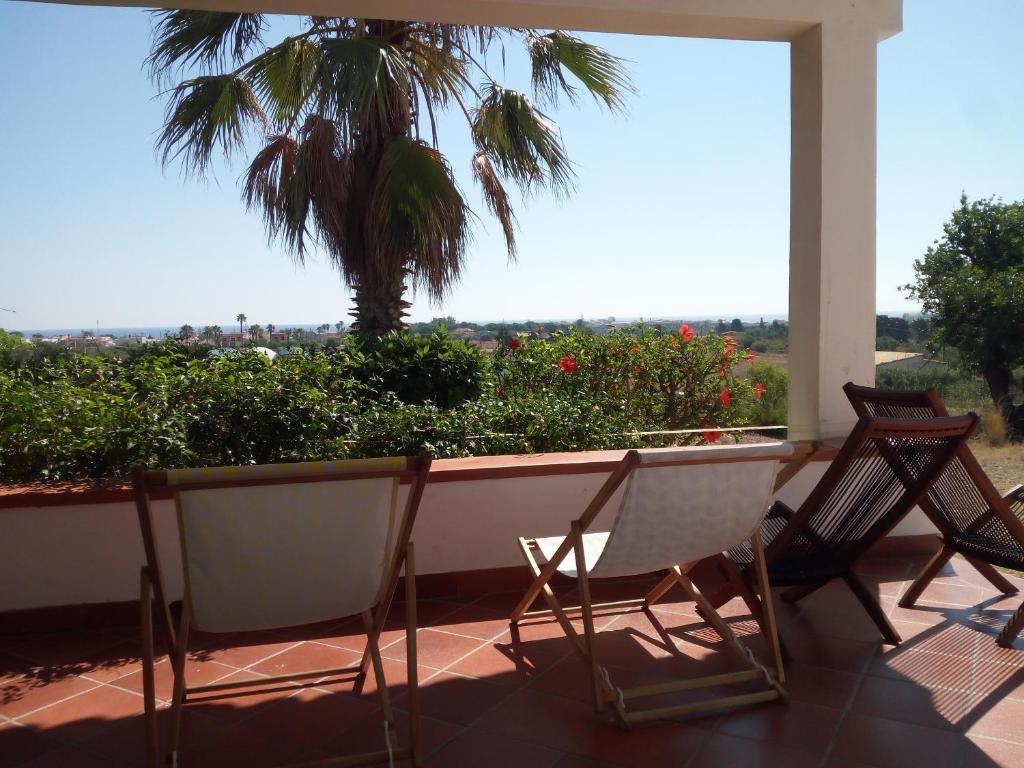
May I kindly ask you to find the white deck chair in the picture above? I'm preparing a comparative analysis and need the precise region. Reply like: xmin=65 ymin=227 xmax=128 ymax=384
xmin=134 ymin=455 xmax=431 ymax=768
xmin=510 ymin=442 xmax=794 ymax=726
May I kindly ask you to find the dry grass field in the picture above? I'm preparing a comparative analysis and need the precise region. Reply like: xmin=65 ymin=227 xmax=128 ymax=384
xmin=971 ymin=440 xmax=1024 ymax=494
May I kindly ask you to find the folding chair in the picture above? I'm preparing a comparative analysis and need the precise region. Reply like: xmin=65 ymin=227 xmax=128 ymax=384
xmin=134 ymin=454 xmax=431 ymax=768
xmin=844 ymin=382 xmax=1024 ymax=647
xmin=710 ymin=413 xmax=977 ymax=646
xmin=510 ymin=442 xmax=795 ymax=727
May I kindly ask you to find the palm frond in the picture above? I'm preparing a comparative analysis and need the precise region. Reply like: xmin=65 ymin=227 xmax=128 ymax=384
xmin=242 ymin=133 xmax=299 ymax=249
xmin=472 ymin=84 xmax=573 ymax=194
xmin=526 ymin=30 xmax=633 ymax=112
xmin=242 ymin=117 xmax=352 ymax=261
xmin=369 ymin=137 xmax=470 ymax=300
xmin=245 ymin=36 xmax=321 ymax=128
xmin=157 ymin=74 xmax=267 ymax=174
xmin=147 ymin=10 xmax=265 ymax=79
xmin=472 ymin=152 xmax=517 ymax=258
xmin=315 ymin=37 xmax=412 ymax=138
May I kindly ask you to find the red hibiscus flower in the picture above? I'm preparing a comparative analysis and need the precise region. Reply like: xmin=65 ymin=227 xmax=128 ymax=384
xmin=725 ymin=343 xmax=736 ymax=353
xmin=496 ymin=385 xmax=504 ymax=398
xmin=719 ymin=389 xmax=731 ymax=407
xmin=754 ymin=383 xmax=765 ymax=399
xmin=508 ymin=337 xmax=521 ymax=351
xmin=746 ymin=351 xmax=756 ymax=361
xmin=723 ymin=335 xmax=735 ymax=343
xmin=678 ymin=324 xmax=695 ymax=342
xmin=702 ymin=428 xmax=722 ymax=443
xmin=559 ymin=355 xmax=577 ymax=373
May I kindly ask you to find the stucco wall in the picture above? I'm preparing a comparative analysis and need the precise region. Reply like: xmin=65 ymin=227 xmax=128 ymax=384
xmin=0 ymin=461 xmax=936 ymax=612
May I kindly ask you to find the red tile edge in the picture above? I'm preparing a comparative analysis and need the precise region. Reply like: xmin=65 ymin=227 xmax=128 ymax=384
xmin=0 ymin=441 xmax=834 ymax=510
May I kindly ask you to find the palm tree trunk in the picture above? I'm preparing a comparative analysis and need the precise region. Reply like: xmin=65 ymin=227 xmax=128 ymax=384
xmin=349 ymin=269 xmax=412 ymax=335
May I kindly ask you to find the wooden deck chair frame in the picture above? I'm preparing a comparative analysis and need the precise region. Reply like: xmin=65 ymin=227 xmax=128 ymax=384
xmin=844 ymin=382 xmax=1024 ymax=647
xmin=133 ymin=454 xmax=432 ymax=768
xmin=696 ymin=414 xmax=979 ymax=647
xmin=509 ymin=448 xmax=791 ymax=727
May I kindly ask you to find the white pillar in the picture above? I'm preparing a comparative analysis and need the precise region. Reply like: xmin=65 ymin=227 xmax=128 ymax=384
xmin=788 ymin=21 xmax=878 ymax=440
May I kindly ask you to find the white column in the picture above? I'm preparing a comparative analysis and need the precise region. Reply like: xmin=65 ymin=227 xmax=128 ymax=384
xmin=788 ymin=21 xmax=878 ymax=440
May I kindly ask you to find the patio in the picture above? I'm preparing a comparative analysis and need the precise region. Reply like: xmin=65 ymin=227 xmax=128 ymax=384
xmin=3 ymin=552 xmax=1023 ymax=768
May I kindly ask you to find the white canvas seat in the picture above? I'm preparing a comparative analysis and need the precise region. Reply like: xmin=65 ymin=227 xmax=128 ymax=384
xmin=511 ymin=442 xmax=795 ymax=727
xmin=134 ymin=455 xmax=431 ymax=768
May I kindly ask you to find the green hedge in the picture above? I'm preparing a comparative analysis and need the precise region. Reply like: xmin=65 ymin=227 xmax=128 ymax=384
xmin=0 ymin=327 xmax=771 ymax=483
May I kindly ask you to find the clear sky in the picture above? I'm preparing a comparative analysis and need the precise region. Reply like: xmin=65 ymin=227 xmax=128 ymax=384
xmin=2 ymin=0 xmax=1024 ymax=330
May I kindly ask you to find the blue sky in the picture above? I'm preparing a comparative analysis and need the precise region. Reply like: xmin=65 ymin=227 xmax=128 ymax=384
xmin=2 ymin=0 xmax=1024 ymax=330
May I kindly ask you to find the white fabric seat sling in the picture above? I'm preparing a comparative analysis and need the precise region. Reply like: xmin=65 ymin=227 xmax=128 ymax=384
xmin=510 ymin=442 xmax=794 ymax=726
xmin=134 ymin=455 xmax=431 ymax=768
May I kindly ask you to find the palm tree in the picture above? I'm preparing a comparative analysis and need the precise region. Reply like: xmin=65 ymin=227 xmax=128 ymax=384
xmin=236 ymin=313 xmax=247 ymax=336
xmin=248 ymin=323 xmax=264 ymax=341
xmin=179 ymin=324 xmax=195 ymax=343
xmin=335 ymin=321 xmax=344 ymax=333
xmin=266 ymin=323 xmax=276 ymax=337
xmin=149 ymin=14 xmax=631 ymax=335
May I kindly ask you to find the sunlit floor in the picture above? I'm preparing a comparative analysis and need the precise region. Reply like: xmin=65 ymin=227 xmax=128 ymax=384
xmin=2 ymin=554 xmax=1024 ymax=768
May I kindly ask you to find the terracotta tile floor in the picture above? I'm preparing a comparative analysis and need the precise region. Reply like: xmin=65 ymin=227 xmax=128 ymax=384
xmin=3 ymin=554 xmax=1024 ymax=767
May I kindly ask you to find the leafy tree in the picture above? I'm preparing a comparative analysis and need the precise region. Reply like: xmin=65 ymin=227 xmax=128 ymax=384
xmin=179 ymin=324 xmax=195 ymax=342
xmin=236 ymin=312 xmax=247 ymax=336
xmin=907 ymin=195 xmax=1024 ymax=430
xmin=729 ymin=318 xmax=744 ymax=332
xmin=148 ymin=13 xmax=632 ymax=335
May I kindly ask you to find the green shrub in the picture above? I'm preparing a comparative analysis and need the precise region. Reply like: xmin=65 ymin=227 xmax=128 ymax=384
xmin=492 ymin=327 xmax=758 ymax=436
xmin=743 ymin=360 xmax=788 ymax=426
xmin=0 ymin=328 xmax=778 ymax=483
xmin=347 ymin=329 xmax=486 ymax=408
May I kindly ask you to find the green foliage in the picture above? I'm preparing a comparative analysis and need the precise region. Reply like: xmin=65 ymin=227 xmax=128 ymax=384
xmin=744 ymin=361 xmax=788 ymax=427
xmin=492 ymin=327 xmax=758 ymax=437
xmin=347 ymin=330 xmax=486 ymax=408
xmin=0 ymin=329 xmax=777 ymax=483
xmin=907 ymin=194 xmax=1024 ymax=428
xmin=874 ymin=366 xmax=993 ymax=414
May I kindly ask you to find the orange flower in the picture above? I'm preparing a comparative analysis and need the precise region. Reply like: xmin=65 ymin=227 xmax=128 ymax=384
xmin=678 ymin=324 xmax=695 ymax=342
xmin=559 ymin=355 xmax=577 ymax=373
xmin=702 ymin=428 xmax=722 ymax=443
xmin=719 ymin=389 xmax=731 ymax=407
xmin=754 ymin=383 xmax=765 ymax=399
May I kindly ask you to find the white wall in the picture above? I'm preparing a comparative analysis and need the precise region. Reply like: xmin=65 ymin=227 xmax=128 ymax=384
xmin=0 ymin=462 xmax=935 ymax=613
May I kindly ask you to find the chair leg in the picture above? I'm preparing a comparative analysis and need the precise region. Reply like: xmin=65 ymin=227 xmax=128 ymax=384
xmin=572 ymin=522 xmax=604 ymax=715
xmin=842 ymin=572 xmax=902 ymax=645
xmin=964 ymin=556 xmax=1020 ymax=596
xmin=363 ymin=610 xmax=395 ymax=729
xmin=404 ymin=545 xmax=422 ymax=768
xmin=166 ymin=608 xmax=190 ymax=763
xmin=644 ymin=569 xmax=680 ymax=607
xmin=514 ymin=538 xmax=586 ymax=658
xmin=749 ymin=531 xmax=786 ymax=685
xmin=996 ymin=601 xmax=1024 ymax=648
xmin=899 ymin=545 xmax=955 ymax=608
xmin=140 ymin=568 xmax=159 ymax=768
